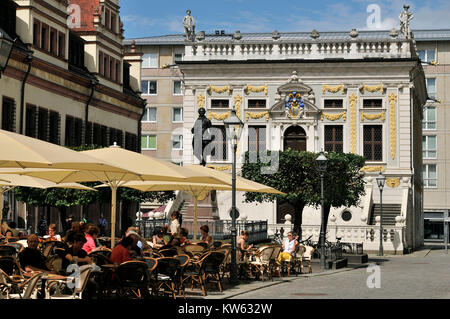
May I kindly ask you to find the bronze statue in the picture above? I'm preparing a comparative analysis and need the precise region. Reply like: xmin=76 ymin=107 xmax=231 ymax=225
xmin=191 ymin=107 xmax=212 ymax=166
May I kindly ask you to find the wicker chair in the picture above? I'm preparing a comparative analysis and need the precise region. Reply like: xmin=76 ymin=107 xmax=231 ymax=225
xmin=268 ymin=245 xmax=282 ymax=279
xmin=302 ymin=245 xmax=315 ymax=274
xmin=0 ymin=256 xmax=22 ymax=276
xmin=46 ymin=265 xmax=93 ymax=299
xmin=159 ymin=248 xmax=178 ymax=257
xmin=184 ymin=244 xmax=206 ymax=259
xmin=183 ymin=251 xmax=225 ymax=296
xmin=249 ymin=246 xmax=274 ymax=281
xmin=7 ymin=272 xmax=43 ymax=299
xmin=154 ymin=257 xmax=181 ymax=299
xmin=175 ymin=254 xmax=190 ymax=298
xmin=144 ymin=257 xmax=158 ymax=296
xmin=114 ymin=261 xmax=150 ymax=299
xmin=0 ymin=245 xmax=18 ymax=258
xmin=40 ymin=241 xmax=67 ymax=259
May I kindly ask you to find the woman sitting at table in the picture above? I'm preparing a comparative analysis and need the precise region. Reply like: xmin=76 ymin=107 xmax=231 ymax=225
xmin=62 ymin=233 xmax=93 ymax=272
xmin=276 ymin=231 xmax=298 ymax=265
xmin=110 ymin=236 xmax=134 ymax=264
xmin=179 ymin=228 xmax=190 ymax=246
xmin=237 ymin=230 xmax=253 ymax=253
xmin=82 ymin=225 xmax=101 ymax=254
xmin=152 ymin=228 xmax=166 ymax=249
xmin=199 ymin=225 xmax=213 ymax=246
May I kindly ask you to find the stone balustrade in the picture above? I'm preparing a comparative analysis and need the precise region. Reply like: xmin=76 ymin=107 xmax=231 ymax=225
xmin=185 ymin=39 xmax=413 ymax=61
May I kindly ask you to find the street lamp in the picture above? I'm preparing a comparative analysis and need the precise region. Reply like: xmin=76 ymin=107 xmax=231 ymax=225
xmin=223 ymin=108 xmax=244 ymax=284
xmin=0 ymin=28 xmax=15 ymax=78
xmin=376 ymin=171 xmax=386 ymax=256
xmin=316 ymin=151 xmax=328 ymax=269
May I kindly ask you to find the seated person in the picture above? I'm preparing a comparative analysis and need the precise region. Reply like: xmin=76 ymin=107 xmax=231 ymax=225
xmin=199 ymin=225 xmax=213 ymax=246
xmin=110 ymin=236 xmax=134 ymax=265
xmin=276 ymin=231 xmax=298 ymax=265
xmin=62 ymin=233 xmax=92 ymax=272
xmin=43 ymin=224 xmax=62 ymax=241
xmin=179 ymin=228 xmax=190 ymax=246
xmin=18 ymin=234 xmax=51 ymax=273
xmin=152 ymin=229 xmax=165 ymax=249
xmin=63 ymin=222 xmax=81 ymax=245
xmin=8 ymin=221 xmax=21 ymax=238
xmin=161 ymin=225 xmax=172 ymax=245
xmin=0 ymin=222 xmax=13 ymax=240
xmin=237 ymin=230 xmax=253 ymax=254
xmin=82 ymin=225 xmax=101 ymax=254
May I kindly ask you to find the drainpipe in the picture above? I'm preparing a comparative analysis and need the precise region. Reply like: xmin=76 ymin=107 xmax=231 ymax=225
xmin=83 ymin=77 xmax=98 ymax=145
xmin=19 ymin=52 xmax=33 ymax=135
xmin=137 ymin=99 xmax=147 ymax=153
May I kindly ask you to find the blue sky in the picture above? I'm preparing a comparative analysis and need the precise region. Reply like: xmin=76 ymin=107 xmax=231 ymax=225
xmin=121 ymin=0 xmax=450 ymax=39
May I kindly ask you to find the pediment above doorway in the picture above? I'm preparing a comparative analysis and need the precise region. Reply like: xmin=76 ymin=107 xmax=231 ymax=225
xmin=270 ymin=71 xmax=320 ymax=121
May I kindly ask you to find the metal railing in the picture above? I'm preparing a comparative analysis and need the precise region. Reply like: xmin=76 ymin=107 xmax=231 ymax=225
xmin=135 ymin=218 xmax=168 ymax=238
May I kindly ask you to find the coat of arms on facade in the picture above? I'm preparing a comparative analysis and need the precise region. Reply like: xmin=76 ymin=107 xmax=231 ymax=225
xmin=285 ymin=91 xmax=305 ymax=119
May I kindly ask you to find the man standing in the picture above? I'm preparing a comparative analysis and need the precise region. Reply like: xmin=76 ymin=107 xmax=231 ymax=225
xmin=97 ymin=213 xmax=107 ymax=237
xmin=2 ymin=202 xmax=10 ymax=222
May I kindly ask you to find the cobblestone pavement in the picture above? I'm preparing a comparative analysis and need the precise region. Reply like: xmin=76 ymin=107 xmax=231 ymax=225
xmin=222 ymin=247 xmax=450 ymax=299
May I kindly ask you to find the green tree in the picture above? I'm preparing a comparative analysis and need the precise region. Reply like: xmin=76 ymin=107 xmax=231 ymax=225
xmin=241 ymin=150 xmax=366 ymax=238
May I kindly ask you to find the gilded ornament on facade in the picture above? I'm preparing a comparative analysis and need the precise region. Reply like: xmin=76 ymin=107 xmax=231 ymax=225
xmin=245 ymin=84 xmax=268 ymax=96
xmin=285 ymin=91 xmax=305 ymax=119
xmin=322 ymin=84 xmax=345 ymax=94
xmin=197 ymin=93 xmax=205 ymax=109
xmin=389 ymin=93 xmax=397 ymax=159
xmin=361 ymin=83 xmax=385 ymax=94
xmin=321 ymin=111 xmax=347 ymax=121
xmin=207 ymin=165 xmax=231 ymax=172
xmin=245 ymin=111 xmax=269 ymax=122
xmin=208 ymin=85 xmax=231 ymax=95
xmin=360 ymin=111 xmax=385 ymax=122
xmin=386 ymin=178 xmax=400 ymax=188
xmin=349 ymin=93 xmax=358 ymax=153
xmin=208 ymin=111 xmax=231 ymax=121
xmin=361 ymin=166 xmax=386 ymax=173
xmin=196 ymin=190 xmax=210 ymax=201
xmin=234 ymin=95 xmax=242 ymax=120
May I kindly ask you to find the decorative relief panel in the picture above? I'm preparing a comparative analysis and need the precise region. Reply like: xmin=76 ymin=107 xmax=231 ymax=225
xmin=349 ymin=93 xmax=358 ymax=153
xmin=360 ymin=83 xmax=385 ymax=94
xmin=197 ymin=93 xmax=205 ymax=109
xmin=361 ymin=166 xmax=386 ymax=173
xmin=386 ymin=178 xmax=400 ymax=188
xmin=246 ymin=111 xmax=270 ymax=122
xmin=388 ymin=93 xmax=397 ymax=159
xmin=245 ymin=84 xmax=268 ymax=96
xmin=208 ymin=85 xmax=231 ymax=95
xmin=322 ymin=84 xmax=345 ymax=94
xmin=321 ymin=111 xmax=346 ymax=121
xmin=360 ymin=111 xmax=385 ymax=122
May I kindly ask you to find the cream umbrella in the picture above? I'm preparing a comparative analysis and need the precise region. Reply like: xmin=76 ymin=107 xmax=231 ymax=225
xmin=0 ymin=173 xmax=96 ymax=223
xmin=98 ymin=174 xmax=284 ymax=240
xmin=2 ymin=146 xmax=233 ymax=246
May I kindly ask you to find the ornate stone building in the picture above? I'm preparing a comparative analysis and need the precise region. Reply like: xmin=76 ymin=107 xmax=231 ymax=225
xmin=126 ymin=16 xmax=430 ymax=254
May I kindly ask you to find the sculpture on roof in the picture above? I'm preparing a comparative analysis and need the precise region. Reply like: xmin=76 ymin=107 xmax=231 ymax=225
xmin=183 ymin=9 xmax=196 ymax=41
xmin=399 ymin=5 xmax=413 ymax=39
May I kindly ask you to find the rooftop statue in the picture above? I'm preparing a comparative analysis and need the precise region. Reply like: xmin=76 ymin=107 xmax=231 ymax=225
xmin=399 ymin=5 xmax=413 ymax=39
xmin=183 ymin=9 xmax=196 ymax=41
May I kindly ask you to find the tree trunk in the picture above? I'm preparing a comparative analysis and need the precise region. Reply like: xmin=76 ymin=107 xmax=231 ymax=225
xmin=46 ymin=205 xmax=51 ymax=225
xmin=59 ymin=206 xmax=67 ymax=233
xmin=293 ymin=201 xmax=305 ymax=238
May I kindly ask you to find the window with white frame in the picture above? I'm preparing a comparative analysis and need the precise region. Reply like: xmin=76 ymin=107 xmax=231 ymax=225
xmin=172 ymin=107 xmax=183 ymax=122
xmin=172 ymin=135 xmax=183 ymax=150
xmin=418 ymin=49 xmax=436 ymax=64
xmin=423 ymin=106 xmax=436 ymax=130
xmin=141 ymin=80 xmax=157 ymax=95
xmin=143 ymin=107 xmax=157 ymax=122
xmin=422 ymin=135 xmax=437 ymax=159
xmin=423 ymin=164 xmax=437 ymax=188
xmin=173 ymin=81 xmax=182 ymax=95
xmin=174 ymin=53 xmax=184 ymax=62
xmin=141 ymin=135 xmax=157 ymax=150
xmin=142 ymin=53 xmax=158 ymax=68
xmin=426 ymin=78 xmax=436 ymax=99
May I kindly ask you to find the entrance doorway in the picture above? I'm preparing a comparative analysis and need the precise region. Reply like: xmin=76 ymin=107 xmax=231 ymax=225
xmin=283 ymin=125 xmax=307 ymax=152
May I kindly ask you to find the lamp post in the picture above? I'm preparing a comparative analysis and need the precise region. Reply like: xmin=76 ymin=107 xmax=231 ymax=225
xmin=0 ymin=28 xmax=15 ymax=78
xmin=316 ymin=151 xmax=328 ymax=270
xmin=376 ymin=171 xmax=386 ymax=256
xmin=223 ymin=108 xmax=243 ymax=284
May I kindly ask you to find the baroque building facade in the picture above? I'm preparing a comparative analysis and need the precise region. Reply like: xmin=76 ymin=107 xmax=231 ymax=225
xmin=126 ymin=26 xmax=432 ymax=254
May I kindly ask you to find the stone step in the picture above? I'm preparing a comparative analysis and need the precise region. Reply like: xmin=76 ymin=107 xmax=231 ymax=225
xmin=343 ymin=253 xmax=368 ymax=264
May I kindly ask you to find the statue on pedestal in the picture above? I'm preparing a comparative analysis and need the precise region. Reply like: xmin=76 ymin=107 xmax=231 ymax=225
xmin=191 ymin=107 xmax=212 ymax=166
xmin=183 ymin=9 xmax=196 ymax=41
xmin=399 ymin=5 xmax=413 ymax=39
